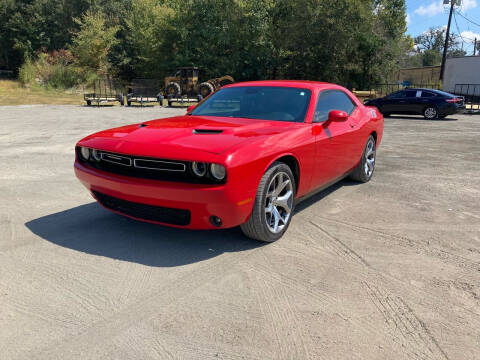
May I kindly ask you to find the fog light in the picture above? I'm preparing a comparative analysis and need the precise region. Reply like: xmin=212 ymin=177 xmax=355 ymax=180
xmin=80 ymin=147 xmax=90 ymax=160
xmin=210 ymin=216 xmax=222 ymax=227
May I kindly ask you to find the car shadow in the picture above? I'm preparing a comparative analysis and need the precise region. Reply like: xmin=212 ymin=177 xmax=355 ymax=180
xmin=386 ymin=115 xmax=458 ymax=121
xmin=25 ymin=202 xmax=262 ymax=267
xmin=294 ymin=178 xmax=358 ymax=214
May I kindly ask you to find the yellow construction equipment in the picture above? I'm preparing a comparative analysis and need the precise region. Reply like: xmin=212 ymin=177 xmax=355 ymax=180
xmin=164 ymin=66 xmax=234 ymax=99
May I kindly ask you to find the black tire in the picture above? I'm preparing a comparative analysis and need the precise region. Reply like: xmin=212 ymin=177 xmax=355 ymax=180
xmin=199 ymin=82 xmax=214 ymax=98
xmin=220 ymin=79 xmax=233 ymax=87
xmin=166 ymin=82 xmax=181 ymax=98
xmin=86 ymin=100 xmax=91 ymax=106
xmin=127 ymin=101 xmax=132 ymax=106
xmin=349 ymin=135 xmax=376 ymax=183
xmin=240 ymin=162 xmax=296 ymax=242
xmin=423 ymin=105 xmax=438 ymax=119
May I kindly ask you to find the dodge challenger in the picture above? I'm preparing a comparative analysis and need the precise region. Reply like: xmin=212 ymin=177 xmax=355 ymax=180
xmin=75 ymin=80 xmax=384 ymax=242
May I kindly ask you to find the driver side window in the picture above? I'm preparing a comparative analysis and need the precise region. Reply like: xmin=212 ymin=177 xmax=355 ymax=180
xmin=314 ymin=90 xmax=356 ymax=122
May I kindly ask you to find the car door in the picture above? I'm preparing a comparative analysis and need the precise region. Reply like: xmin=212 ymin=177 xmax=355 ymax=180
xmin=387 ymin=90 xmax=409 ymax=112
xmin=396 ymin=90 xmax=418 ymax=113
xmin=311 ymin=90 xmax=358 ymax=189
xmin=417 ymin=90 xmax=436 ymax=114
xmin=379 ymin=90 xmax=403 ymax=113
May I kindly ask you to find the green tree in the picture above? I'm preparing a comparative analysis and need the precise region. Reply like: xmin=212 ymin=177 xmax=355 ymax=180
xmin=411 ymin=26 xmax=466 ymax=66
xmin=123 ymin=0 xmax=175 ymax=78
xmin=70 ymin=10 xmax=119 ymax=77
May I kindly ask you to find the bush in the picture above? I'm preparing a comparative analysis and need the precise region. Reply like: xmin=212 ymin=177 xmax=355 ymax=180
xmin=18 ymin=59 xmax=36 ymax=86
xmin=18 ymin=50 xmax=81 ymax=90
xmin=47 ymin=64 xmax=79 ymax=89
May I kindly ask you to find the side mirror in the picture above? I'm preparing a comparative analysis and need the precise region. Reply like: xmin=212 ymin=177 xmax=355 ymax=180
xmin=328 ymin=110 xmax=348 ymax=123
xmin=187 ymin=105 xmax=196 ymax=113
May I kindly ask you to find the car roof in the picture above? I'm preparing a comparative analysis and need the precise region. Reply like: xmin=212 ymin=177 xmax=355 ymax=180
xmin=403 ymin=88 xmax=454 ymax=96
xmin=227 ymin=80 xmax=340 ymax=91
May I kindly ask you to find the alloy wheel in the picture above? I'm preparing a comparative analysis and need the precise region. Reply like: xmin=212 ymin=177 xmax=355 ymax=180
xmin=264 ymin=172 xmax=293 ymax=234
xmin=364 ymin=138 xmax=376 ymax=178
xmin=424 ymin=107 xmax=437 ymax=119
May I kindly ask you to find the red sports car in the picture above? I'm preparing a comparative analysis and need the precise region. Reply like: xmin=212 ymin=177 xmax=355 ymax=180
xmin=75 ymin=81 xmax=383 ymax=242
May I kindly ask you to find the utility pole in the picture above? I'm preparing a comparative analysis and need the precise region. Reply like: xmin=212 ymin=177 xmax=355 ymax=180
xmin=440 ymin=0 xmax=455 ymax=81
xmin=475 ymin=38 xmax=477 ymax=56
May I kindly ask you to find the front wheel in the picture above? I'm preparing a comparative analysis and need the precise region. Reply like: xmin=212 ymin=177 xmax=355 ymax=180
xmin=241 ymin=162 xmax=296 ymax=242
xmin=349 ymin=135 xmax=376 ymax=183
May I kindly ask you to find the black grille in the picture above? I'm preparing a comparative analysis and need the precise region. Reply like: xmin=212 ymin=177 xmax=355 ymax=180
xmin=93 ymin=191 xmax=191 ymax=226
xmin=76 ymin=148 xmax=225 ymax=184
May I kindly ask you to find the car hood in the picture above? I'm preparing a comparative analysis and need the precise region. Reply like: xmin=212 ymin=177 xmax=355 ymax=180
xmin=78 ymin=115 xmax=299 ymax=158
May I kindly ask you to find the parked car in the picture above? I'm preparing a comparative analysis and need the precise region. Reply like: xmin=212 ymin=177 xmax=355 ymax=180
xmin=364 ymin=88 xmax=464 ymax=119
xmin=74 ymin=81 xmax=384 ymax=242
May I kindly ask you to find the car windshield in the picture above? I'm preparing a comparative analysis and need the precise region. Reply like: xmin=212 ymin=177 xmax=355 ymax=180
xmin=191 ymin=86 xmax=312 ymax=122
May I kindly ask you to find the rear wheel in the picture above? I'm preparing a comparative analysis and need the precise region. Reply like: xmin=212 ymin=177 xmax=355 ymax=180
xmin=423 ymin=106 xmax=438 ymax=119
xmin=86 ymin=100 xmax=91 ymax=106
xmin=241 ymin=162 xmax=296 ymax=242
xmin=349 ymin=135 xmax=376 ymax=183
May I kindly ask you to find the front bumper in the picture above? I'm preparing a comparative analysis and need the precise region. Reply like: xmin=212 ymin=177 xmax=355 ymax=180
xmin=74 ymin=162 xmax=254 ymax=229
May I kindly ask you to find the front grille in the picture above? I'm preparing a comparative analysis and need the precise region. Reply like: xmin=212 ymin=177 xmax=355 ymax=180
xmin=93 ymin=191 xmax=191 ymax=226
xmin=76 ymin=148 xmax=225 ymax=184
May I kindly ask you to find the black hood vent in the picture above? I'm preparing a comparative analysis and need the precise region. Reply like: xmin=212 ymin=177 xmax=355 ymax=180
xmin=193 ymin=129 xmax=223 ymax=134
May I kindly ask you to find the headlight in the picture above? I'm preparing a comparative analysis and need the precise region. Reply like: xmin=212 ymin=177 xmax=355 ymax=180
xmin=192 ymin=161 xmax=207 ymax=177
xmin=80 ymin=147 xmax=90 ymax=160
xmin=210 ymin=163 xmax=226 ymax=180
xmin=91 ymin=149 xmax=102 ymax=162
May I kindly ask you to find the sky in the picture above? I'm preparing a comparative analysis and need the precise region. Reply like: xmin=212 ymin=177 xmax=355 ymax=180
xmin=406 ymin=0 xmax=480 ymax=54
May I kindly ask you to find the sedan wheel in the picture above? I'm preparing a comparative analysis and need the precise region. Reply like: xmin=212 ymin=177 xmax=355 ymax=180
xmin=241 ymin=162 xmax=296 ymax=242
xmin=350 ymin=135 xmax=376 ymax=183
xmin=423 ymin=106 xmax=438 ymax=119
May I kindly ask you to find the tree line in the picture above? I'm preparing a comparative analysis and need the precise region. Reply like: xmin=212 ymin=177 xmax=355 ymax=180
xmin=1 ymin=0 xmax=410 ymax=89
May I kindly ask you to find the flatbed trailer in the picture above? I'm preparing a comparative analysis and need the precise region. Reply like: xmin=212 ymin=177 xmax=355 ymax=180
xmin=84 ymin=78 xmax=124 ymax=106
xmin=126 ymin=79 xmax=163 ymax=106
xmin=166 ymin=95 xmax=203 ymax=107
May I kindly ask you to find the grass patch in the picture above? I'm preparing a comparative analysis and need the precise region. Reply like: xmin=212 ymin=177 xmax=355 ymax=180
xmin=0 ymin=80 xmax=83 ymax=105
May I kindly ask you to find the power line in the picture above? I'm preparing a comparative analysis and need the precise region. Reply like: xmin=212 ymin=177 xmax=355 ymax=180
xmin=456 ymin=11 xmax=480 ymax=29
xmin=453 ymin=11 xmax=470 ymax=42
xmin=452 ymin=10 xmax=477 ymax=55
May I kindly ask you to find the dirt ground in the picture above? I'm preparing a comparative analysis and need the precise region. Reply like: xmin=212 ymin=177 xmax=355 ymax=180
xmin=0 ymin=105 xmax=479 ymax=360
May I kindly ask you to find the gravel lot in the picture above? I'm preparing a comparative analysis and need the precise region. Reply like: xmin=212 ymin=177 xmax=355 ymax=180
xmin=1 ymin=105 xmax=479 ymax=360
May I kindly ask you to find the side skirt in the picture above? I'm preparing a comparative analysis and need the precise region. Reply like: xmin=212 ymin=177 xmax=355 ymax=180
xmin=295 ymin=170 xmax=353 ymax=206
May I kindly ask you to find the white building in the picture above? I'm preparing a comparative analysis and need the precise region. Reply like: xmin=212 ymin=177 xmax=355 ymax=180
xmin=443 ymin=56 xmax=480 ymax=96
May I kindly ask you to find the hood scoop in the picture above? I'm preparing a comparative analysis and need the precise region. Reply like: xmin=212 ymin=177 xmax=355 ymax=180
xmin=193 ymin=129 xmax=224 ymax=134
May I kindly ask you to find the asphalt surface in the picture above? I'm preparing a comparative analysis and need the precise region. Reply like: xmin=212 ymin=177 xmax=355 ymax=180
xmin=1 ymin=105 xmax=479 ymax=360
